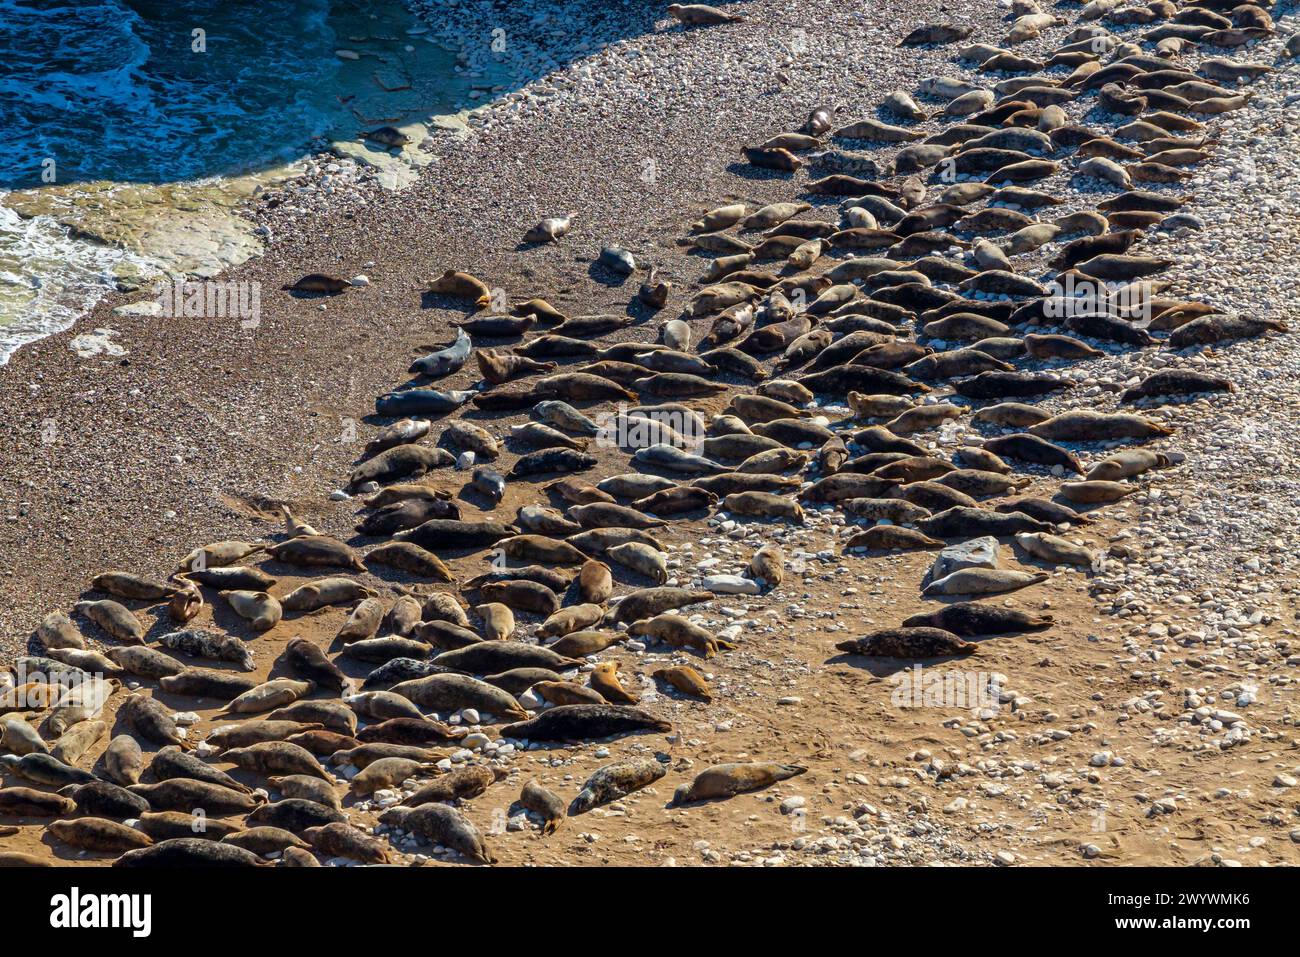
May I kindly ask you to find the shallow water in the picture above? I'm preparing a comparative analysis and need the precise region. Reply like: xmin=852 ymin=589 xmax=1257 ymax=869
xmin=0 ymin=0 xmax=467 ymax=361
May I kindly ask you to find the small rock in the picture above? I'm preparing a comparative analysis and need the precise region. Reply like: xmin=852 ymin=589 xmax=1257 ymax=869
xmin=930 ymin=536 xmax=999 ymax=581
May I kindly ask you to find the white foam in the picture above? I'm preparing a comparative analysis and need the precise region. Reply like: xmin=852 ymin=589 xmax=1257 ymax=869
xmin=0 ymin=203 xmax=134 ymax=365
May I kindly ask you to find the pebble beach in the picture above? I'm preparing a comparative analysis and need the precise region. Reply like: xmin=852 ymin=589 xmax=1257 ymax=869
xmin=1 ymin=0 xmax=1299 ymax=868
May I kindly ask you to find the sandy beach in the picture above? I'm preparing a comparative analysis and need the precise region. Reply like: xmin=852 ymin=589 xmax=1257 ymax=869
xmin=2 ymin=0 xmax=1300 ymax=868
xmin=0 ymin=0 xmax=979 ymax=648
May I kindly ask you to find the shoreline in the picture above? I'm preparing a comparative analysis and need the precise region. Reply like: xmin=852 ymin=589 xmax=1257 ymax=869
xmin=0 ymin=0 xmax=906 ymax=645
xmin=0 ymin=0 xmax=486 ymax=363
xmin=2 ymin=0 xmax=1300 ymax=866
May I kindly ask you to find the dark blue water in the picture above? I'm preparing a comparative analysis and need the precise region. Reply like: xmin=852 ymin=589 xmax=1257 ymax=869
xmin=0 ymin=0 xmax=355 ymax=188
xmin=0 ymin=0 xmax=465 ymax=361
xmin=0 ymin=0 xmax=371 ymax=187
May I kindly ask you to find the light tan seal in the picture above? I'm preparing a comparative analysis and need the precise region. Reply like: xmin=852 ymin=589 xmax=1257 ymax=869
xmin=534 ymin=681 xmax=606 ymax=706
xmin=923 ymin=568 xmax=1049 ymax=597
xmin=519 ymin=779 xmax=565 ymax=834
xmin=538 ymin=603 xmax=604 ymax=639
xmin=281 ymin=578 xmax=376 ymax=612
xmin=36 ymin=611 xmax=85 ymax=650
xmin=49 ymin=818 xmax=154 ymax=852
xmin=222 ymin=590 xmax=282 ymax=631
xmin=103 ymin=734 xmax=144 ymax=785
xmin=590 ymin=662 xmax=639 ymax=704
xmin=844 ymin=526 xmax=944 ymax=551
xmin=626 ymin=614 xmax=736 ymax=658
xmin=1015 ymin=532 xmax=1097 ymax=567
xmin=73 ymin=600 xmax=144 ymax=644
xmin=546 ymin=630 xmax=623 ymax=658
xmin=577 ymin=560 xmax=613 ymax=604
xmin=266 ymin=535 xmax=365 ymax=573
xmin=1085 ymin=449 xmax=1170 ymax=481
xmin=367 ymin=542 xmax=454 ymax=581
xmin=178 ymin=540 xmax=264 ymax=571
xmin=749 ymin=544 xmax=784 ymax=589
xmin=50 ymin=719 xmax=107 ymax=765
xmin=672 ymin=762 xmax=807 ymax=804
xmin=222 ymin=741 xmax=331 ymax=780
xmin=652 ymin=665 xmax=713 ymax=701
xmin=1058 ymin=480 xmax=1137 ymax=504
xmin=304 ymin=822 xmax=391 ymax=864
xmin=667 ymin=3 xmax=745 ymax=25
xmin=427 ymin=269 xmax=491 ymax=307
xmin=474 ymin=602 xmax=515 ymax=641
xmin=218 ymin=679 xmax=315 ymax=716
xmin=337 ymin=598 xmax=385 ymax=644
xmin=268 ymin=775 xmax=343 ymax=809
xmin=1 ymin=718 xmax=47 ymax=756
xmin=606 ymin=542 xmax=668 ymax=584
xmin=351 ymin=756 xmax=439 ymax=796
